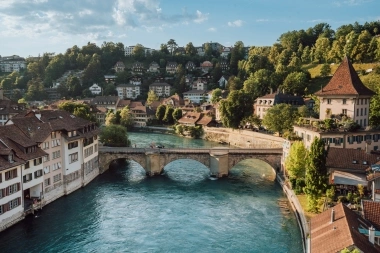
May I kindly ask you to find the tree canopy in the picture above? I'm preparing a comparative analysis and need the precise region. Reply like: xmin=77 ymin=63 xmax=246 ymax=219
xmin=100 ymin=125 xmax=130 ymax=147
xmin=262 ymin=103 xmax=299 ymax=135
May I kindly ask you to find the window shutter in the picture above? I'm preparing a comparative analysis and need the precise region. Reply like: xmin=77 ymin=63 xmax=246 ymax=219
xmin=17 ymin=183 xmax=20 ymax=192
xmin=17 ymin=197 xmax=21 ymax=206
xmin=34 ymin=159 xmax=36 ymax=166
xmin=5 ymin=187 xmax=8 ymax=196
xmin=39 ymin=157 xmax=42 ymax=164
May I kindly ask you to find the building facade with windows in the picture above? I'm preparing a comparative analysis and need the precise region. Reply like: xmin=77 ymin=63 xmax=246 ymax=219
xmin=149 ymin=83 xmax=171 ymax=97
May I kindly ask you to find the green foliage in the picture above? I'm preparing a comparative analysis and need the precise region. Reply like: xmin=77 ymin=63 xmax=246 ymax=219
xmin=304 ymin=137 xmax=328 ymax=212
xmin=100 ymin=125 xmax=130 ymax=147
xmin=326 ymin=186 xmax=335 ymax=202
xmin=219 ymin=90 xmax=253 ymax=128
xmin=175 ymin=124 xmax=184 ymax=135
xmin=188 ymin=125 xmax=203 ymax=138
xmin=172 ymin=108 xmax=183 ymax=122
xmin=156 ymin=105 xmax=166 ymax=122
xmin=285 ymin=141 xmax=307 ymax=179
xmin=262 ymin=103 xmax=299 ymax=135
xmin=357 ymin=184 xmax=364 ymax=197
xmin=120 ymin=106 xmax=134 ymax=129
xmin=105 ymin=111 xmax=116 ymax=126
xmin=241 ymin=114 xmax=262 ymax=129
xmin=211 ymin=88 xmax=222 ymax=104
xmin=243 ymin=69 xmax=273 ymax=98
xmin=281 ymin=71 xmax=310 ymax=95
xmin=146 ymin=90 xmax=159 ymax=105
xmin=163 ymin=106 xmax=174 ymax=124
xmin=340 ymin=248 xmax=361 ymax=253
xmin=320 ymin=63 xmax=331 ymax=77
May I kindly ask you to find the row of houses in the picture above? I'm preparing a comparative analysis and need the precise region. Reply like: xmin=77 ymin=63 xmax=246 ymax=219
xmin=112 ymin=60 xmax=228 ymax=74
xmin=0 ymin=109 xmax=99 ymax=232
xmin=0 ymin=55 xmax=26 ymax=73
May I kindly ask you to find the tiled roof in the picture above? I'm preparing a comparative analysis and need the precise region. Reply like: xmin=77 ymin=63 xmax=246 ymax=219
xmin=149 ymin=101 xmax=161 ymax=110
xmin=39 ymin=110 xmax=93 ymax=131
xmin=183 ymin=90 xmax=209 ymax=95
xmin=117 ymin=100 xmax=131 ymax=108
xmin=91 ymin=96 xmax=119 ymax=104
xmin=132 ymin=105 xmax=146 ymax=113
xmin=196 ymin=114 xmax=213 ymax=126
xmin=311 ymin=203 xmax=380 ymax=253
xmin=326 ymin=148 xmax=379 ymax=173
xmin=10 ymin=116 xmax=51 ymax=143
xmin=315 ymin=57 xmax=375 ymax=96
xmin=162 ymin=95 xmax=184 ymax=107
xmin=0 ymin=99 xmax=25 ymax=115
xmin=150 ymin=82 xmax=171 ymax=87
xmin=362 ymin=200 xmax=380 ymax=230
xmin=130 ymin=101 xmax=143 ymax=108
xmin=178 ymin=112 xmax=201 ymax=124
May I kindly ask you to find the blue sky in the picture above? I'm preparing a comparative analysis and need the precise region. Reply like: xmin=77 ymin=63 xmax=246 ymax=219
xmin=1 ymin=0 xmax=379 ymax=58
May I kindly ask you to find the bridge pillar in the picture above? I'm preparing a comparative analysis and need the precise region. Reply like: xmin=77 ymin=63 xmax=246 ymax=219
xmin=209 ymin=153 xmax=229 ymax=178
xmin=145 ymin=152 xmax=162 ymax=176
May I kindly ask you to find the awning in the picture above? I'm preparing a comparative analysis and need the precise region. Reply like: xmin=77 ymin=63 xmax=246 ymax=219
xmin=332 ymin=171 xmax=367 ymax=186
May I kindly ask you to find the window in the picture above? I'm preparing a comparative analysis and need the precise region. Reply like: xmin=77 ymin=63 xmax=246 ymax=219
xmin=69 ymin=152 xmax=78 ymax=163
xmin=51 ymin=139 xmax=60 ymax=147
xmin=0 ymin=205 xmax=2 ymax=214
xmin=44 ymin=178 xmax=51 ymax=186
xmin=8 ymin=183 xmax=19 ymax=194
xmin=52 ymin=151 xmax=60 ymax=159
xmin=342 ymin=109 xmax=347 ymax=115
xmin=342 ymin=99 xmax=347 ymax=104
xmin=53 ymin=173 xmax=61 ymax=183
xmin=361 ymin=108 xmax=363 ymax=116
xmin=9 ymin=198 xmax=20 ymax=210
xmin=43 ymin=155 xmax=49 ymax=162
xmin=5 ymin=168 xmax=17 ymax=180
xmin=42 ymin=141 xmax=49 ymax=150
xmin=25 ymin=161 xmax=30 ymax=169
xmin=361 ymin=99 xmax=363 ymax=105
xmin=51 ymin=132 xmax=56 ymax=139
xmin=364 ymin=119 xmax=367 ymax=126
xmin=34 ymin=170 xmax=43 ymax=178
xmin=365 ymin=108 xmax=367 ymax=116
xmin=0 ymin=173 xmax=2 ymax=183
xmin=356 ymin=109 xmax=359 ymax=116
xmin=44 ymin=166 xmax=50 ymax=174
xmin=23 ymin=173 xmax=32 ymax=183
xmin=327 ymin=99 xmax=331 ymax=104
xmin=34 ymin=157 xmax=42 ymax=166
xmin=68 ymin=141 xmax=78 ymax=149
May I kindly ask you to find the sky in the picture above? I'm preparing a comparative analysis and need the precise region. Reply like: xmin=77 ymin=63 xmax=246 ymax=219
xmin=1 ymin=0 xmax=379 ymax=58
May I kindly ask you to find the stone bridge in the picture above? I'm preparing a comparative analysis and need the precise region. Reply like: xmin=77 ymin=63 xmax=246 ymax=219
xmin=99 ymin=147 xmax=283 ymax=178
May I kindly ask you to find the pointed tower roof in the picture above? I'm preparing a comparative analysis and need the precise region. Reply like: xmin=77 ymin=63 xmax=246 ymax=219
xmin=314 ymin=56 xmax=375 ymax=96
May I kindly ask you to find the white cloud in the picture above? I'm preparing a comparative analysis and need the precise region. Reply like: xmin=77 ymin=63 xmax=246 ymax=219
xmin=194 ymin=10 xmax=208 ymax=23
xmin=256 ymin=19 xmax=269 ymax=22
xmin=208 ymin=27 xmax=216 ymax=32
xmin=228 ymin=20 xmax=243 ymax=27
xmin=79 ymin=9 xmax=93 ymax=17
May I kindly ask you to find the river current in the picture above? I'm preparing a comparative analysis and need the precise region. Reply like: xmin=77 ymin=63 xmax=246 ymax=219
xmin=0 ymin=132 xmax=302 ymax=253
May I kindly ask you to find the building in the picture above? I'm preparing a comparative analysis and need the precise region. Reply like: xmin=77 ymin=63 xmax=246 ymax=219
xmin=131 ymin=62 xmax=144 ymax=74
xmin=166 ymin=62 xmax=178 ymax=74
xmin=124 ymin=46 xmax=135 ymax=57
xmin=113 ymin=61 xmax=125 ymax=73
xmin=314 ymin=56 xmax=374 ymax=127
xmin=185 ymin=61 xmax=196 ymax=71
xmin=161 ymin=94 xmax=184 ymax=108
xmin=104 ymin=75 xmax=117 ymax=83
xmin=219 ymin=60 xmax=229 ymax=71
xmin=178 ymin=112 xmax=215 ymax=127
xmin=116 ymin=84 xmax=141 ymax=99
xmin=218 ymin=76 xmax=228 ymax=88
xmin=196 ymin=47 xmax=205 ymax=56
xmin=89 ymin=84 xmax=102 ymax=95
xmin=202 ymin=42 xmax=223 ymax=52
xmin=183 ymin=90 xmax=209 ymax=104
xmin=0 ymin=55 xmax=26 ymax=73
xmin=220 ymin=47 xmax=232 ymax=58
xmin=149 ymin=83 xmax=171 ymax=97
xmin=310 ymin=203 xmax=380 ymax=252
xmin=200 ymin=61 xmax=213 ymax=73
xmin=0 ymin=90 xmax=26 ymax=125
xmin=254 ymin=92 xmax=304 ymax=119
xmin=366 ymin=164 xmax=380 ymax=202
xmin=90 ymin=96 xmax=120 ymax=112
xmin=191 ymin=79 xmax=208 ymax=91
xmin=148 ymin=62 xmax=160 ymax=73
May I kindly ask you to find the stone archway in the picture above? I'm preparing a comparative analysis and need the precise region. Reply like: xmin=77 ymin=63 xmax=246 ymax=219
xmin=99 ymin=153 xmax=147 ymax=174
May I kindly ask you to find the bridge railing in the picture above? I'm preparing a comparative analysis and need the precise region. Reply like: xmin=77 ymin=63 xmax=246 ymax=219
xmin=99 ymin=147 xmax=283 ymax=154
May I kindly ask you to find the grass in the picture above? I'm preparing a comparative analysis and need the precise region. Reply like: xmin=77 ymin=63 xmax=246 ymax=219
xmin=297 ymin=194 xmax=325 ymax=220
xmin=303 ymin=62 xmax=378 ymax=79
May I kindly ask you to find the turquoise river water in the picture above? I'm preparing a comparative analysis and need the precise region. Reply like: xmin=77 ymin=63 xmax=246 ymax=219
xmin=0 ymin=132 xmax=302 ymax=253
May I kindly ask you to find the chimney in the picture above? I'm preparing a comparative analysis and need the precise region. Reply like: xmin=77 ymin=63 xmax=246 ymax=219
xmin=369 ymin=226 xmax=375 ymax=244
xmin=330 ymin=209 xmax=335 ymax=223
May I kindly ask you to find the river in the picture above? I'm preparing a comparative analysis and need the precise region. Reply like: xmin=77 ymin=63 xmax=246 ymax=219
xmin=0 ymin=132 xmax=302 ymax=253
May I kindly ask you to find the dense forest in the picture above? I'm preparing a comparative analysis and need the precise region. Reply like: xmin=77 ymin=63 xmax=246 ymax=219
xmin=1 ymin=20 xmax=380 ymax=103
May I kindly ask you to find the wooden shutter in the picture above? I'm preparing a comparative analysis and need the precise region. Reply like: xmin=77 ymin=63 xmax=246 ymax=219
xmin=17 ymin=183 xmax=20 ymax=192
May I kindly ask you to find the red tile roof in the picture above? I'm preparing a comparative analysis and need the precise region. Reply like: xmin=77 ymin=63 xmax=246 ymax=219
xmin=311 ymin=203 xmax=380 ymax=253
xmin=196 ymin=114 xmax=214 ymax=126
xmin=315 ymin=57 xmax=375 ymax=96
xmin=362 ymin=200 xmax=380 ymax=230
xmin=178 ymin=112 xmax=201 ymax=124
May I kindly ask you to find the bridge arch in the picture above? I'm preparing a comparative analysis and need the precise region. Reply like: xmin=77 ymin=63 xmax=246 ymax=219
xmin=99 ymin=153 xmax=147 ymax=174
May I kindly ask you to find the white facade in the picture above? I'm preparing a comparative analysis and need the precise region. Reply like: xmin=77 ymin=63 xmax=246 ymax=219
xmin=124 ymin=46 xmax=135 ymax=56
xmin=0 ymin=55 xmax=26 ymax=73
xmin=149 ymin=84 xmax=171 ymax=97
xmin=0 ymin=165 xmax=24 ymax=231
xmin=183 ymin=90 xmax=210 ymax=104
xmin=89 ymin=84 xmax=102 ymax=95
xmin=116 ymin=84 xmax=141 ymax=99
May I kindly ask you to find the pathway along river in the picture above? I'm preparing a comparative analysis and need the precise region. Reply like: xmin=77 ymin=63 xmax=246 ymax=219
xmin=0 ymin=132 xmax=302 ymax=253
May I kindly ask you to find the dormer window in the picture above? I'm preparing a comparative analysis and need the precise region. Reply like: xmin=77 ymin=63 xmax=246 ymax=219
xmin=352 ymin=160 xmax=357 ymax=164
xmin=8 ymin=154 xmax=14 ymax=163
xmin=363 ymin=161 xmax=368 ymax=165
xmin=327 ymin=99 xmax=332 ymax=104
xmin=68 ymin=131 xmax=72 ymax=137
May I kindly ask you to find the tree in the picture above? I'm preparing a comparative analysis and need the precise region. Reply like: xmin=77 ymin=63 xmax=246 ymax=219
xmin=132 ymin=44 xmax=145 ymax=61
xmin=24 ymin=78 xmax=46 ymax=101
xmin=160 ymin=44 xmax=169 ymax=54
xmin=328 ymin=37 xmax=345 ymax=63
xmin=156 ymin=105 xmax=166 ymax=122
xmin=211 ymin=88 xmax=222 ymax=104
xmin=344 ymin=31 xmax=358 ymax=60
xmin=243 ymin=69 xmax=273 ymax=98
xmin=120 ymin=106 xmax=134 ymax=129
xmin=105 ymin=111 xmax=116 ymax=126
xmin=227 ymin=76 xmax=243 ymax=91
xmin=204 ymin=43 xmax=213 ymax=57
xmin=99 ymin=125 xmax=130 ymax=147
xmin=313 ymin=37 xmax=331 ymax=63
xmin=58 ymin=101 xmax=95 ymax=122
xmin=340 ymin=248 xmax=361 ymax=253
xmin=163 ymin=106 xmax=174 ymax=124
xmin=281 ymin=71 xmax=309 ymax=95
xmin=320 ymin=63 xmax=331 ymax=77
xmin=352 ymin=30 xmax=372 ymax=63
xmin=146 ymin=90 xmax=159 ymax=105
xmin=185 ymin=42 xmax=197 ymax=56
xmin=369 ymin=86 xmax=380 ymax=127
xmin=172 ymin=108 xmax=183 ymax=122
xmin=44 ymin=54 xmax=66 ymax=86
xmin=167 ymin=39 xmax=178 ymax=55
xmin=285 ymin=141 xmax=307 ymax=179
xmin=304 ymin=137 xmax=328 ymax=212
xmin=1 ymin=78 xmax=13 ymax=90
xmin=262 ymin=103 xmax=299 ymax=136
xmin=219 ymin=90 xmax=253 ymax=128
